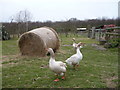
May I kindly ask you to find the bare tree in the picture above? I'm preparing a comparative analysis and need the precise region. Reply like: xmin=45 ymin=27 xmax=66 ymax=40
xmin=15 ymin=10 xmax=32 ymax=23
xmin=14 ymin=10 xmax=32 ymax=35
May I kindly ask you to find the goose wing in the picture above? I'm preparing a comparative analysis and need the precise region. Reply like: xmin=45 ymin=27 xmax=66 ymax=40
xmin=56 ymin=61 xmax=67 ymax=67
xmin=65 ymin=54 xmax=79 ymax=65
xmin=66 ymin=54 xmax=78 ymax=62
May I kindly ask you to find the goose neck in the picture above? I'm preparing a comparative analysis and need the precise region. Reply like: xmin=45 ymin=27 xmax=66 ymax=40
xmin=49 ymin=50 xmax=55 ymax=59
xmin=76 ymin=47 xmax=81 ymax=54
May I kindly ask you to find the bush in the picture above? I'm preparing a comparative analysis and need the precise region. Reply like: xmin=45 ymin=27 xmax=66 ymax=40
xmin=104 ymin=38 xmax=120 ymax=48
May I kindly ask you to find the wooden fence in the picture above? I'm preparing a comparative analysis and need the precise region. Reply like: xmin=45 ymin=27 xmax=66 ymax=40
xmin=77 ymin=26 xmax=120 ymax=45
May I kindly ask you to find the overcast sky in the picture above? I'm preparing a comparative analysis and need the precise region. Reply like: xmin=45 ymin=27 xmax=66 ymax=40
xmin=0 ymin=0 xmax=119 ymax=22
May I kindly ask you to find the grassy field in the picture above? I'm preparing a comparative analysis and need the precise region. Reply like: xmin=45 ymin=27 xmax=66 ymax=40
xmin=2 ymin=34 xmax=118 ymax=88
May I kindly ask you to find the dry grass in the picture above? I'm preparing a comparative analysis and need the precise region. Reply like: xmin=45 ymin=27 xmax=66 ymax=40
xmin=18 ymin=27 xmax=60 ymax=57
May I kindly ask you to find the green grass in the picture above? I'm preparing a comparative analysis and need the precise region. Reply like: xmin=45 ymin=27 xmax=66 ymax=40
xmin=2 ymin=34 xmax=118 ymax=88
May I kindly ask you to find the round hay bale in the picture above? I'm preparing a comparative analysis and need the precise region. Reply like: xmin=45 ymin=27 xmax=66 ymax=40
xmin=18 ymin=27 xmax=60 ymax=57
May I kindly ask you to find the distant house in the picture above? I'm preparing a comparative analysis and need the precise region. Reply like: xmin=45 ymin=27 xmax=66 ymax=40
xmin=104 ymin=24 xmax=116 ymax=28
xmin=77 ymin=27 xmax=87 ymax=33
xmin=76 ymin=28 xmax=87 ymax=36
xmin=77 ymin=28 xmax=87 ymax=31
xmin=95 ymin=24 xmax=116 ymax=32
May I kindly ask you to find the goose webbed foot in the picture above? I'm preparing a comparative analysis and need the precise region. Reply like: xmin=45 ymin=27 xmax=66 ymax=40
xmin=54 ymin=78 xmax=59 ymax=82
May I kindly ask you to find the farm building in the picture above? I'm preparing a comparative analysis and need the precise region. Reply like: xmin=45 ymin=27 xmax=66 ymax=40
xmin=95 ymin=24 xmax=116 ymax=32
xmin=76 ymin=27 xmax=88 ymax=37
xmin=77 ymin=28 xmax=87 ymax=31
xmin=18 ymin=27 xmax=60 ymax=57
xmin=76 ymin=28 xmax=87 ymax=34
xmin=89 ymin=24 xmax=120 ymax=47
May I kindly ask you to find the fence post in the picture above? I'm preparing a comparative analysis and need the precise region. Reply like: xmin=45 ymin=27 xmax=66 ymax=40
xmin=98 ymin=29 xmax=101 ymax=41
xmin=91 ymin=27 xmax=95 ymax=39
xmin=88 ymin=29 xmax=91 ymax=38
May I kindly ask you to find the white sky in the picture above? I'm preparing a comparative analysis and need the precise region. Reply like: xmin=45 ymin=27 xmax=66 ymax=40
xmin=0 ymin=0 xmax=119 ymax=22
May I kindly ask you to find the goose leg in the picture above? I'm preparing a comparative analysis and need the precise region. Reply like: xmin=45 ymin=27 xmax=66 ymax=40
xmin=75 ymin=64 xmax=79 ymax=70
xmin=76 ymin=64 xmax=79 ymax=67
xmin=73 ymin=64 xmax=79 ymax=70
xmin=54 ymin=74 xmax=59 ymax=82
xmin=61 ymin=73 xmax=66 ymax=80
xmin=73 ymin=64 xmax=76 ymax=70
xmin=54 ymin=78 xmax=60 ymax=82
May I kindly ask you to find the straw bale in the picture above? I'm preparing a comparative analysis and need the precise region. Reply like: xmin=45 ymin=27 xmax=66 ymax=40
xmin=18 ymin=27 xmax=60 ymax=57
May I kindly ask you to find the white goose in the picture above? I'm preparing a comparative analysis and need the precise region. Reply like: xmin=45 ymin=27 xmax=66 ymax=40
xmin=66 ymin=42 xmax=84 ymax=70
xmin=72 ymin=38 xmax=83 ymax=49
xmin=72 ymin=38 xmax=77 ymax=49
xmin=47 ymin=48 xmax=67 ymax=82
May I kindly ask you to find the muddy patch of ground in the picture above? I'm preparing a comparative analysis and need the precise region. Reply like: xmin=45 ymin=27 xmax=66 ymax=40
xmin=91 ymin=43 xmax=107 ymax=50
xmin=104 ymin=76 xmax=118 ymax=88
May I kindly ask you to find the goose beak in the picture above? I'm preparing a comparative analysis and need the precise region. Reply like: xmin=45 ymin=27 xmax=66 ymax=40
xmin=72 ymin=38 xmax=76 ymax=42
xmin=82 ymin=43 xmax=85 ymax=46
xmin=46 ymin=48 xmax=49 ymax=55
xmin=45 ymin=48 xmax=48 ymax=51
xmin=72 ymin=38 xmax=75 ymax=40
xmin=77 ymin=42 xmax=85 ymax=47
xmin=45 ymin=48 xmax=48 ymax=52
